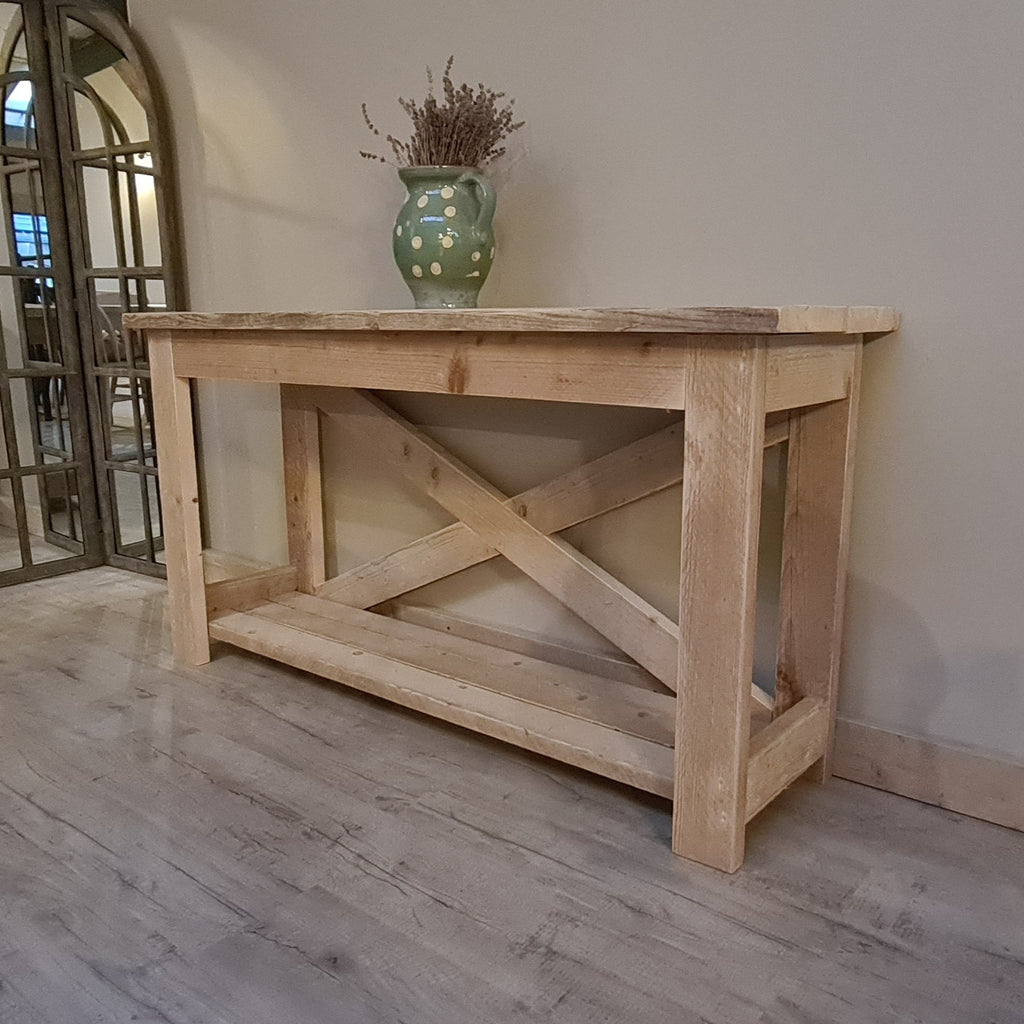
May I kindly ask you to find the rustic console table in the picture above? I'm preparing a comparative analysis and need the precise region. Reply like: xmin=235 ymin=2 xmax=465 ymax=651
xmin=126 ymin=306 xmax=898 ymax=872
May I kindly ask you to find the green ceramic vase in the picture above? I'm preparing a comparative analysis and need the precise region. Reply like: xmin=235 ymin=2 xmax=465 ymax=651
xmin=393 ymin=166 xmax=496 ymax=308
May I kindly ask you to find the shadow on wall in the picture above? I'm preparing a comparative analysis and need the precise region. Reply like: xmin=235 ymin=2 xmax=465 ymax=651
xmin=486 ymin=154 xmax=579 ymax=308
xmin=843 ymin=573 xmax=1024 ymax=768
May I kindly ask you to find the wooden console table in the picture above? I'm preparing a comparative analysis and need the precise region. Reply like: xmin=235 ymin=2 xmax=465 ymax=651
xmin=126 ymin=306 xmax=899 ymax=872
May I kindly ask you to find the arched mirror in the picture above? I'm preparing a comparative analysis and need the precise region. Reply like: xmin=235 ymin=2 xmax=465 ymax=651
xmin=0 ymin=0 xmax=182 ymax=585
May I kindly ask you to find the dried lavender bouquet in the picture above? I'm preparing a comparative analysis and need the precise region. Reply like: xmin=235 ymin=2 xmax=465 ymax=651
xmin=361 ymin=56 xmax=524 ymax=168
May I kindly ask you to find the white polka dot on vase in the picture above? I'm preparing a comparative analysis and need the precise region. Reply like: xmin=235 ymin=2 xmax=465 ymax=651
xmin=471 ymin=251 xmax=481 ymax=262
xmin=440 ymin=186 xmax=455 ymax=200
xmin=411 ymin=236 xmax=422 ymax=250
xmin=417 ymin=195 xmax=429 ymax=209
xmin=411 ymin=264 xmax=423 ymax=278
xmin=430 ymin=262 xmax=442 ymax=275
xmin=468 ymin=270 xmax=480 ymax=277
xmin=440 ymin=235 xmax=454 ymax=249
xmin=395 ymin=225 xmax=402 ymax=236
xmin=490 ymin=247 xmax=495 ymax=258
xmin=444 ymin=206 xmax=456 ymax=218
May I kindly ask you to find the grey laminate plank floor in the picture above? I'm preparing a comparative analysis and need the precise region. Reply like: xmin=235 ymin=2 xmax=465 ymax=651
xmin=0 ymin=567 xmax=1021 ymax=1024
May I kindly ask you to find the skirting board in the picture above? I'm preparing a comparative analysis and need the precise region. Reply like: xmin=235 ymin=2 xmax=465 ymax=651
xmin=833 ymin=719 xmax=1024 ymax=834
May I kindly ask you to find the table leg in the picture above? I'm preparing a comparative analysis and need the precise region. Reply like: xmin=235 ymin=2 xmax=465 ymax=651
xmin=281 ymin=385 xmax=325 ymax=593
xmin=777 ymin=341 xmax=862 ymax=780
xmin=149 ymin=331 xmax=209 ymax=665
xmin=673 ymin=338 xmax=767 ymax=872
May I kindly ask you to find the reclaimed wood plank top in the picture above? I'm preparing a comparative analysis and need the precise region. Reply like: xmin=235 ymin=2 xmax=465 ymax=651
xmin=123 ymin=306 xmax=900 ymax=335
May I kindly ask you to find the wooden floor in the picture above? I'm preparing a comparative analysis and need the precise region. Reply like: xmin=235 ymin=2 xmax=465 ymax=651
xmin=1 ymin=568 xmax=1021 ymax=1024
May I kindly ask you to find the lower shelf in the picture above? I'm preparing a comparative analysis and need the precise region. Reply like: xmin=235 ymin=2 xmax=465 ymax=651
xmin=210 ymin=590 xmax=678 ymax=797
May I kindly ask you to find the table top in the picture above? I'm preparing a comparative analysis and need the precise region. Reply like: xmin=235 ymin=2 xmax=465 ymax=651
xmin=124 ymin=306 xmax=899 ymax=336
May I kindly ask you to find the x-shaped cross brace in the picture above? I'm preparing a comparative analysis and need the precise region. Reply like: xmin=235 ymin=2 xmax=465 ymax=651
xmin=293 ymin=387 xmax=779 ymax=705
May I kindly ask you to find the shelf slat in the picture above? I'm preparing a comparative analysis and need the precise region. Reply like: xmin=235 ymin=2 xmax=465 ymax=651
xmin=266 ymin=593 xmax=675 ymax=743
xmin=209 ymin=595 xmax=676 ymax=797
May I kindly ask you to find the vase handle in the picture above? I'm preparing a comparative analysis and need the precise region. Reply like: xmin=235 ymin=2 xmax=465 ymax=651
xmin=457 ymin=170 xmax=496 ymax=237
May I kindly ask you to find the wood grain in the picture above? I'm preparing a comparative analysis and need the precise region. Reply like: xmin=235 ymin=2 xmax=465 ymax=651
xmin=384 ymin=602 xmax=673 ymax=692
xmin=145 ymin=330 xmax=862 ymax=413
xmin=124 ymin=305 xmax=899 ymax=335
xmin=148 ymin=331 xmax=209 ymax=665
xmin=138 ymin=309 xmax=894 ymax=872
xmin=316 ymin=414 xmax=686 ymax=609
xmin=337 ymin=389 xmax=681 ymax=690
xmin=205 ymin=565 xmax=299 ymax=614
xmin=765 ymin=339 xmax=856 ymax=412
xmin=209 ymin=605 xmax=676 ymax=798
xmin=281 ymin=385 xmax=326 ymax=592
xmin=776 ymin=345 xmax=862 ymax=782
xmin=202 ymin=548 xmax=275 ymax=584
xmin=833 ymin=720 xmax=1024 ymax=833
xmin=673 ymin=337 xmax=767 ymax=872
xmin=256 ymin=592 xmax=677 ymax=747
xmin=384 ymin=605 xmax=775 ymax=712
xmin=746 ymin=698 xmax=829 ymax=822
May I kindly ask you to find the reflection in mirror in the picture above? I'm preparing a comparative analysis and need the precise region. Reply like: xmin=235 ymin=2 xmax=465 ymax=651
xmin=78 ymin=156 xmax=159 ymax=272
xmin=103 ymin=371 xmax=144 ymax=462
xmin=143 ymin=277 xmax=164 ymax=309
xmin=3 ymin=77 xmax=36 ymax=149
xmin=0 ymin=465 xmax=82 ymax=570
xmin=134 ymin=155 xmax=161 ymax=265
xmin=73 ymin=88 xmax=104 ymax=149
xmin=3 ymin=5 xmax=178 ymax=580
xmin=112 ymin=467 xmax=143 ymax=546
xmin=0 ymin=385 xmax=7 ymax=470
xmin=0 ymin=275 xmax=26 ymax=370
xmin=9 ymin=371 xmax=73 ymax=467
xmin=34 ymin=369 xmax=73 ymax=460
xmin=99 ymin=372 xmax=154 ymax=468
xmin=138 ymin=377 xmax=154 ymax=464
xmin=80 ymin=163 xmax=116 ymax=265
xmin=147 ymin=471 xmax=162 ymax=555
xmin=9 ymin=374 xmax=35 ymax=466
xmin=2 ymin=162 xmax=62 ymax=368
xmin=67 ymin=19 xmax=148 ymax=142
xmin=1 ymin=6 xmax=35 ymax=150
xmin=0 ymin=476 xmax=23 ymax=570
xmin=89 ymin=277 xmax=124 ymax=366
xmin=37 ymin=467 xmax=80 ymax=541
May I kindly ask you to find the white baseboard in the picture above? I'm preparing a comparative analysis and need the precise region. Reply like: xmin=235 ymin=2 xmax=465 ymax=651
xmin=833 ymin=719 xmax=1024 ymax=833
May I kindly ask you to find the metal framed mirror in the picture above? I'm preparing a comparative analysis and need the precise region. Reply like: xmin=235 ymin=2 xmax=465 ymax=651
xmin=0 ymin=0 xmax=183 ymax=585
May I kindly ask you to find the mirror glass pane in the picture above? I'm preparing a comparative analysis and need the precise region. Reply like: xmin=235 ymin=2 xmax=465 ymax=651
xmin=146 ymin=473 xmax=162 ymax=557
xmin=0 ymin=476 xmax=23 ymax=570
xmin=111 ymin=466 xmax=143 ymax=547
xmin=67 ymin=18 xmax=147 ymax=145
xmin=1 ymin=7 xmax=35 ymax=151
xmin=80 ymin=163 xmax=117 ymax=266
xmin=37 ymin=466 xmax=79 ymax=546
xmin=8 ymin=373 xmax=35 ymax=465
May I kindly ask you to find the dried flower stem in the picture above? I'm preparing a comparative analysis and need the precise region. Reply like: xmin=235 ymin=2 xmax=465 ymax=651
xmin=361 ymin=57 xmax=524 ymax=168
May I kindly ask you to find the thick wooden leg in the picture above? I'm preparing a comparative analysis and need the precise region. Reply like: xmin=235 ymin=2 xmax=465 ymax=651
xmin=776 ymin=342 xmax=862 ymax=781
xmin=281 ymin=385 xmax=325 ymax=593
xmin=673 ymin=339 xmax=767 ymax=872
xmin=149 ymin=332 xmax=209 ymax=666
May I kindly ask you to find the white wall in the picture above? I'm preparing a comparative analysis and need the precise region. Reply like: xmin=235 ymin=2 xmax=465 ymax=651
xmin=128 ymin=0 xmax=1024 ymax=763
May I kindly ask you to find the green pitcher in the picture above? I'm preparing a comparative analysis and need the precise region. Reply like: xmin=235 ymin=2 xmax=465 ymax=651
xmin=393 ymin=166 xmax=496 ymax=309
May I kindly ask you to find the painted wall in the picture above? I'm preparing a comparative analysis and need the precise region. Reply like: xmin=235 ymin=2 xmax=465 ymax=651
xmin=127 ymin=0 xmax=1024 ymax=763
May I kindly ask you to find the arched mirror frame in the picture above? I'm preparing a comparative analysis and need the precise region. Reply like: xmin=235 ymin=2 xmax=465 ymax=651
xmin=48 ymin=0 xmax=186 ymax=575
xmin=0 ymin=0 xmax=101 ymax=583
xmin=0 ymin=0 xmax=184 ymax=585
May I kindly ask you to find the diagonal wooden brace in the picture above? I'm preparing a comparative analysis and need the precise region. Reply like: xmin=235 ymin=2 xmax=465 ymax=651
xmin=315 ymin=411 xmax=789 ymax=613
xmin=331 ymin=388 xmax=683 ymax=690
xmin=317 ymin=417 xmax=686 ymax=609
